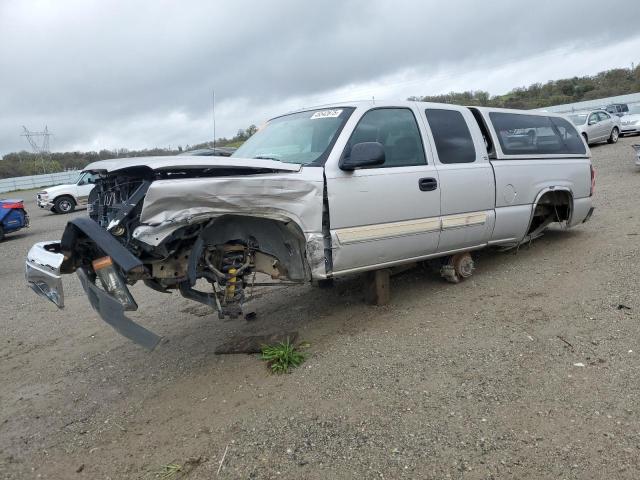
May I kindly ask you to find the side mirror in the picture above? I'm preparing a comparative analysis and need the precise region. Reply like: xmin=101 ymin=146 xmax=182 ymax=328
xmin=340 ymin=142 xmax=385 ymax=171
xmin=588 ymin=119 xmax=597 ymax=125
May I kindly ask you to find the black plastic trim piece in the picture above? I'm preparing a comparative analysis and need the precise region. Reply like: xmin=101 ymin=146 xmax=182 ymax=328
xmin=61 ymin=217 xmax=143 ymax=273
xmin=77 ymin=268 xmax=161 ymax=350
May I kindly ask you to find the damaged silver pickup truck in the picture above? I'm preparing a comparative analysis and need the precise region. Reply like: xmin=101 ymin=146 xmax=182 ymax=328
xmin=26 ymin=101 xmax=594 ymax=349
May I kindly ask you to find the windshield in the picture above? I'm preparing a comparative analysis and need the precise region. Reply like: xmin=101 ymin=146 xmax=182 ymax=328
xmin=567 ymin=114 xmax=588 ymax=125
xmin=232 ymin=107 xmax=354 ymax=165
xmin=628 ymin=105 xmax=640 ymax=115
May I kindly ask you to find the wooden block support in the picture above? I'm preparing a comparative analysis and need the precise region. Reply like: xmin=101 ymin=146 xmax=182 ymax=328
xmin=364 ymin=268 xmax=391 ymax=306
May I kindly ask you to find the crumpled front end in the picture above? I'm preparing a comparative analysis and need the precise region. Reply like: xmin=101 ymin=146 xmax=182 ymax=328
xmin=25 ymin=161 xmax=327 ymax=349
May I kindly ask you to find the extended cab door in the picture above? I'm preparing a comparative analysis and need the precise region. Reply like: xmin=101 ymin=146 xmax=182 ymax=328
xmin=325 ymin=106 xmax=441 ymax=274
xmin=420 ymin=106 xmax=495 ymax=252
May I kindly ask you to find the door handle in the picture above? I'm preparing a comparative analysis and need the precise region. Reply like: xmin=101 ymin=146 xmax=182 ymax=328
xmin=418 ymin=177 xmax=437 ymax=191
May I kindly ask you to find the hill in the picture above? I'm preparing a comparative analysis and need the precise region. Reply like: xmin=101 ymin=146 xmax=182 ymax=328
xmin=408 ymin=65 xmax=640 ymax=109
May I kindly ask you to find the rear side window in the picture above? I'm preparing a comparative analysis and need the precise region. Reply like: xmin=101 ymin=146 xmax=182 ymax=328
xmin=425 ymin=109 xmax=476 ymax=164
xmin=344 ymin=108 xmax=426 ymax=168
xmin=489 ymin=112 xmax=587 ymax=156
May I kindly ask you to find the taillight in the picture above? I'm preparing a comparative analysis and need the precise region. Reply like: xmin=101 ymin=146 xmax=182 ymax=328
xmin=1 ymin=202 xmax=24 ymax=209
xmin=590 ymin=165 xmax=595 ymax=196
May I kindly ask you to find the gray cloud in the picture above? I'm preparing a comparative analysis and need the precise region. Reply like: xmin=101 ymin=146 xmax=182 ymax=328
xmin=1 ymin=0 xmax=639 ymax=155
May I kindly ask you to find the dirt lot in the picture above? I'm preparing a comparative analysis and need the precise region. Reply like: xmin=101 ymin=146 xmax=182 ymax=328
xmin=1 ymin=137 xmax=639 ymax=479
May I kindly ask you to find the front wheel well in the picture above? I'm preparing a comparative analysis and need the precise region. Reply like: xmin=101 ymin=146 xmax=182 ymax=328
xmin=53 ymin=194 xmax=76 ymax=204
xmin=199 ymin=215 xmax=311 ymax=282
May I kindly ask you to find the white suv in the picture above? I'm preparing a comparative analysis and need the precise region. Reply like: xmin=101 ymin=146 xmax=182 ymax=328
xmin=36 ymin=171 xmax=97 ymax=214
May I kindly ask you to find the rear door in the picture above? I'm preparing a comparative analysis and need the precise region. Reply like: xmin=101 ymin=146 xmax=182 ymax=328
xmin=586 ymin=112 xmax=601 ymax=141
xmin=598 ymin=111 xmax=613 ymax=138
xmin=325 ymin=106 xmax=441 ymax=274
xmin=420 ymin=106 xmax=495 ymax=252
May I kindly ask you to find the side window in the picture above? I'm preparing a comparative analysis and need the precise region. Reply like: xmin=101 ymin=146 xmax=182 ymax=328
xmin=588 ymin=113 xmax=599 ymax=124
xmin=78 ymin=173 xmax=97 ymax=185
xmin=425 ymin=109 xmax=476 ymax=164
xmin=489 ymin=112 xmax=586 ymax=155
xmin=549 ymin=117 xmax=587 ymax=154
xmin=598 ymin=112 xmax=611 ymax=121
xmin=344 ymin=108 xmax=426 ymax=167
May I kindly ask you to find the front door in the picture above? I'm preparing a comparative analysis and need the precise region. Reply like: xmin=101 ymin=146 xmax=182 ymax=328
xmin=75 ymin=172 xmax=97 ymax=206
xmin=325 ymin=106 xmax=441 ymax=274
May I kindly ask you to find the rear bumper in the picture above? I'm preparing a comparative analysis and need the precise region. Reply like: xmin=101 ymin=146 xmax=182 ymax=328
xmin=582 ymin=206 xmax=595 ymax=224
xmin=569 ymin=197 xmax=594 ymax=227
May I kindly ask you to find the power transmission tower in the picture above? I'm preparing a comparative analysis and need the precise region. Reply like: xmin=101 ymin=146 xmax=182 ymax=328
xmin=21 ymin=126 xmax=53 ymax=173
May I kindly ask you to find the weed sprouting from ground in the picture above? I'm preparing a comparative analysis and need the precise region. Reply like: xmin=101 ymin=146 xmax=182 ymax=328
xmin=158 ymin=463 xmax=182 ymax=478
xmin=261 ymin=338 xmax=307 ymax=374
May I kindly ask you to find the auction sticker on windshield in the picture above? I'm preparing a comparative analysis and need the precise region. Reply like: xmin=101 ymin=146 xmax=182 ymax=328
xmin=310 ymin=109 xmax=343 ymax=119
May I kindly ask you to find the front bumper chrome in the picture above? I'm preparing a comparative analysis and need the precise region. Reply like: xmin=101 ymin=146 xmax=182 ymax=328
xmin=37 ymin=200 xmax=54 ymax=210
xmin=25 ymin=227 xmax=162 ymax=350
xmin=25 ymin=241 xmax=65 ymax=308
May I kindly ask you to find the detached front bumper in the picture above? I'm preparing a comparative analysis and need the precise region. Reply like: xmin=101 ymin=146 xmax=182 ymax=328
xmin=26 ymin=241 xmax=65 ymax=307
xmin=25 ymin=218 xmax=162 ymax=350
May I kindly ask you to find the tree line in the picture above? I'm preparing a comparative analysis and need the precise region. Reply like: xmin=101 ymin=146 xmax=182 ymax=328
xmin=0 ymin=124 xmax=258 ymax=179
xmin=408 ymin=65 xmax=640 ymax=109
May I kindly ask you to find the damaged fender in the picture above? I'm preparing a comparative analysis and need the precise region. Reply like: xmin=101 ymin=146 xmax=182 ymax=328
xmin=132 ymin=171 xmax=325 ymax=247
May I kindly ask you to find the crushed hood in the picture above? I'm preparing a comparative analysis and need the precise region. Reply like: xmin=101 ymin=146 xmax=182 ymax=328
xmin=83 ymin=156 xmax=302 ymax=174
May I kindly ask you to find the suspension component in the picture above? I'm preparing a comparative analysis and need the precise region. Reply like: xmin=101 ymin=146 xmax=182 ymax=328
xmin=440 ymin=252 xmax=475 ymax=284
xmin=202 ymin=243 xmax=252 ymax=319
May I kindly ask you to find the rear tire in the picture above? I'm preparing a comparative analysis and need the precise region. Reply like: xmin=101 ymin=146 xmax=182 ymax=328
xmin=607 ymin=127 xmax=619 ymax=144
xmin=53 ymin=196 xmax=75 ymax=214
xmin=0 ymin=225 xmax=4 ymax=241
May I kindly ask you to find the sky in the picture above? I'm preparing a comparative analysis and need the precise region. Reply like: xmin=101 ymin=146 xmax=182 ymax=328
xmin=1 ymin=0 xmax=639 ymax=156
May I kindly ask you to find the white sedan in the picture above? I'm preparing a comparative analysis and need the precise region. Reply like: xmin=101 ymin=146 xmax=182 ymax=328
xmin=620 ymin=105 xmax=640 ymax=137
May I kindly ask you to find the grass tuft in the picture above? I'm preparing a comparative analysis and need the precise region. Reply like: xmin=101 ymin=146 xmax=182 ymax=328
xmin=158 ymin=463 xmax=182 ymax=479
xmin=261 ymin=338 xmax=307 ymax=374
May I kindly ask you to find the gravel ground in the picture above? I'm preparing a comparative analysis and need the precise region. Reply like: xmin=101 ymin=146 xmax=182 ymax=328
xmin=1 ymin=137 xmax=639 ymax=479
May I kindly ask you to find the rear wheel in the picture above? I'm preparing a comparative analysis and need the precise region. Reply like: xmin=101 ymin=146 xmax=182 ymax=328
xmin=607 ymin=127 xmax=619 ymax=144
xmin=0 ymin=225 xmax=5 ymax=241
xmin=53 ymin=196 xmax=75 ymax=214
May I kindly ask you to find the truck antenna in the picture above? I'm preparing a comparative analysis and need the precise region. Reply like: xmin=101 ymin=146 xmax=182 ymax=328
xmin=212 ymin=89 xmax=216 ymax=150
